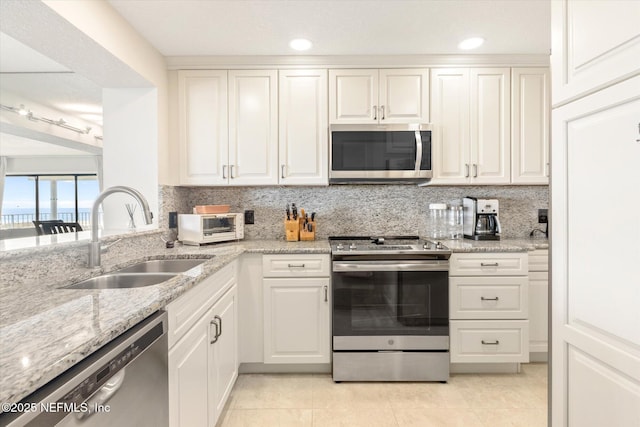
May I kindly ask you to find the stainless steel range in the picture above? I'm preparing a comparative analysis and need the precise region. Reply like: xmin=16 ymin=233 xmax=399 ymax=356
xmin=330 ymin=236 xmax=451 ymax=382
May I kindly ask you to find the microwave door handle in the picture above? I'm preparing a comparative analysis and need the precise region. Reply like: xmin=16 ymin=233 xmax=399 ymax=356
xmin=415 ymin=130 xmax=423 ymax=172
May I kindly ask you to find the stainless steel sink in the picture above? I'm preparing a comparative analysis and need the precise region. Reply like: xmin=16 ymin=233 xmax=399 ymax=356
xmin=115 ymin=259 xmax=207 ymax=274
xmin=65 ymin=273 xmax=178 ymax=290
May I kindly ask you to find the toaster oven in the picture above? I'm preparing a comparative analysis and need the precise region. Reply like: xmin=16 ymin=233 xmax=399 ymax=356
xmin=178 ymin=213 xmax=244 ymax=245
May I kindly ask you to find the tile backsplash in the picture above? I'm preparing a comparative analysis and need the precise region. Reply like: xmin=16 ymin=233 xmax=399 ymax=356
xmin=161 ymin=185 xmax=548 ymax=240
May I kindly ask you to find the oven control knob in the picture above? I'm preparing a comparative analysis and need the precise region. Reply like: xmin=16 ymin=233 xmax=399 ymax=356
xmin=423 ymin=243 xmax=429 ymax=249
xmin=436 ymin=241 xmax=444 ymax=249
xmin=336 ymin=244 xmax=344 ymax=250
xmin=349 ymin=243 xmax=357 ymax=250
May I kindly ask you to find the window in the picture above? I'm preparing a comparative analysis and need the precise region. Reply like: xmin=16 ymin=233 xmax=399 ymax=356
xmin=1 ymin=174 xmax=99 ymax=231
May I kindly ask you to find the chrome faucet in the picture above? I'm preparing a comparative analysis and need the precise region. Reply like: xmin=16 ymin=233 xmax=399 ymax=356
xmin=89 ymin=186 xmax=153 ymax=267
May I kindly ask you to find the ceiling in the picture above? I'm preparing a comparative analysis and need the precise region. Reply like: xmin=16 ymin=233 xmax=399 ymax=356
xmin=108 ymin=0 xmax=551 ymax=56
xmin=1 ymin=0 xmax=550 ymax=157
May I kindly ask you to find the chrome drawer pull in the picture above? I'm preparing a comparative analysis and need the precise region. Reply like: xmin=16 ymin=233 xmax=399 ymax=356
xmin=481 ymin=340 xmax=500 ymax=345
xmin=288 ymin=263 xmax=305 ymax=268
xmin=480 ymin=262 xmax=499 ymax=267
xmin=481 ymin=296 xmax=499 ymax=301
xmin=324 ymin=285 xmax=328 ymax=302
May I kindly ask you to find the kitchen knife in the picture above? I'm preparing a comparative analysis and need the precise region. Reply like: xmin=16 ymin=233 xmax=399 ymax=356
xmin=292 ymin=203 xmax=297 ymax=220
xmin=311 ymin=212 xmax=316 ymax=222
xmin=286 ymin=204 xmax=291 ymax=220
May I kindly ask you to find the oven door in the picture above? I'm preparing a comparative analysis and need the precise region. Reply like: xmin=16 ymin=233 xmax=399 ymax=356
xmin=332 ymin=260 xmax=448 ymax=351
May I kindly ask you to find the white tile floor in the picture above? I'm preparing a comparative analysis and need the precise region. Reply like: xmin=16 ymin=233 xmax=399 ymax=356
xmin=219 ymin=363 xmax=548 ymax=427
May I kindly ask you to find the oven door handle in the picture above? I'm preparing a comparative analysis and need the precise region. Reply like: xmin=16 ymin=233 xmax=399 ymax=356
xmin=333 ymin=260 xmax=449 ymax=272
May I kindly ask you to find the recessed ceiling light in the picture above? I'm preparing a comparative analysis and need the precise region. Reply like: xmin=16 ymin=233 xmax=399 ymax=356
xmin=289 ymin=38 xmax=312 ymax=51
xmin=458 ymin=37 xmax=485 ymax=50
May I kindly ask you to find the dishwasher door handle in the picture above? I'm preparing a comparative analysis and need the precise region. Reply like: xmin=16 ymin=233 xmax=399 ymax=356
xmin=76 ymin=369 xmax=127 ymax=420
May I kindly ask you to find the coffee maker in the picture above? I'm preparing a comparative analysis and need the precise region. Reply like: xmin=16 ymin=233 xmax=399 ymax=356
xmin=463 ymin=197 xmax=501 ymax=240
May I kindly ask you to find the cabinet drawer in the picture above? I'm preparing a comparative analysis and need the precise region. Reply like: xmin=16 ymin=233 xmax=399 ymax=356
xmin=450 ymin=276 xmax=528 ymax=320
xmin=528 ymin=249 xmax=549 ymax=272
xmin=450 ymin=253 xmax=528 ymax=276
xmin=450 ymin=320 xmax=529 ymax=363
xmin=167 ymin=260 xmax=237 ymax=349
xmin=262 ymin=254 xmax=330 ymax=277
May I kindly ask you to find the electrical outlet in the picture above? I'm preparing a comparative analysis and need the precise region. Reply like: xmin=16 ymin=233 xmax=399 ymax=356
xmin=168 ymin=211 xmax=178 ymax=228
xmin=244 ymin=210 xmax=255 ymax=225
xmin=538 ymin=209 xmax=548 ymax=224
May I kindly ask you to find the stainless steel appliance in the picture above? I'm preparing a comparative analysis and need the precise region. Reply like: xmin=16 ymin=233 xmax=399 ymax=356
xmin=463 ymin=197 xmax=501 ymax=240
xmin=329 ymin=124 xmax=432 ymax=184
xmin=330 ymin=236 xmax=451 ymax=382
xmin=178 ymin=212 xmax=244 ymax=245
xmin=2 ymin=311 xmax=168 ymax=427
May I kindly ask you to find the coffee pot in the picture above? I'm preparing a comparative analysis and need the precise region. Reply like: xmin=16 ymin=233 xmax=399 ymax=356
xmin=463 ymin=197 xmax=501 ymax=240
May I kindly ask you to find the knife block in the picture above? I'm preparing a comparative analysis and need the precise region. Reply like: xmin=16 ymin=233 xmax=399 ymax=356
xmin=285 ymin=219 xmax=299 ymax=241
xmin=299 ymin=221 xmax=316 ymax=241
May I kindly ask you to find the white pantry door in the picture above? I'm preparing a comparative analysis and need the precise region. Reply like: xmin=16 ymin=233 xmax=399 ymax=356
xmin=551 ymin=76 xmax=640 ymax=427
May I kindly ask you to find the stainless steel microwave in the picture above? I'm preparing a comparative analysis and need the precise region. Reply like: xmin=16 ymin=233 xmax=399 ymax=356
xmin=178 ymin=213 xmax=244 ymax=245
xmin=329 ymin=123 xmax=432 ymax=184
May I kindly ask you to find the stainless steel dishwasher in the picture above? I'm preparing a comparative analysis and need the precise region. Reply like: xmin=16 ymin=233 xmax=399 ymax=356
xmin=2 ymin=311 xmax=168 ymax=427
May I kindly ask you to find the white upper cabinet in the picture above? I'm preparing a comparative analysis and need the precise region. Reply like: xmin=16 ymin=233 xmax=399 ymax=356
xmin=228 ymin=70 xmax=279 ymax=185
xmin=551 ymin=0 xmax=640 ymax=105
xmin=430 ymin=68 xmax=471 ymax=183
xmin=329 ymin=68 xmax=429 ymax=124
xmin=278 ymin=69 xmax=328 ymax=185
xmin=511 ymin=68 xmax=550 ymax=184
xmin=431 ymin=68 xmax=510 ymax=184
xmin=470 ymin=68 xmax=511 ymax=184
xmin=178 ymin=70 xmax=228 ymax=185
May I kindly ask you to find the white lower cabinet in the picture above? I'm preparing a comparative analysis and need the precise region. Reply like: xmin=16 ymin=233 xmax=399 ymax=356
xmin=528 ymin=249 xmax=549 ymax=359
xmin=449 ymin=252 xmax=529 ymax=365
xmin=168 ymin=261 xmax=238 ymax=427
xmin=263 ymin=254 xmax=331 ymax=364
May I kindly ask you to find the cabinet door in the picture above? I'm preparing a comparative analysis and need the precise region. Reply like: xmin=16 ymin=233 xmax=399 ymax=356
xmin=278 ymin=69 xmax=328 ymax=185
xmin=329 ymin=69 xmax=378 ymax=123
xmin=263 ymin=277 xmax=330 ymax=364
xmin=178 ymin=70 xmax=228 ymax=185
xmin=379 ymin=68 xmax=429 ymax=123
xmin=430 ymin=68 xmax=471 ymax=183
xmin=470 ymin=68 xmax=511 ymax=184
xmin=511 ymin=68 xmax=550 ymax=184
xmin=550 ymin=0 xmax=640 ymax=105
xmin=168 ymin=311 xmax=213 ymax=427
xmin=211 ymin=285 xmax=238 ymax=425
xmin=528 ymin=271 xmax=548 ymax=355
xmin=551 ymin=76 xmax=640 ymax=427
xmin=228 ymin=70 xmax=278 ymax=185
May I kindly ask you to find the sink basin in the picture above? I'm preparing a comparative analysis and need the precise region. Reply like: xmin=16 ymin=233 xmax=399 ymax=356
xmin=115 ymin=259 xmax=207 ymax=274
xmin=65 ymin=273 xmax=178 ymax=290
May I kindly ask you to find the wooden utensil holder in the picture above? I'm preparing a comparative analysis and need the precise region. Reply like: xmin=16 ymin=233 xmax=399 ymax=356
xmin=285 ymin=219 xmax=299 ymax=241
xmin=299 ymin=220 xmax=316 ymax=241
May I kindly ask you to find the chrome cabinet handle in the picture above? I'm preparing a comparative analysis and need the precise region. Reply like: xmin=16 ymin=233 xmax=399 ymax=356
xmin=481 ymin=340 xmax=500 ymax=345
xmin=465 ymin=163 xmax=470 ymax=178
xmin=222 ymin=164 xmax=227 ymax=179
xmin=546 ymin=162 xmax=550 ymax=177
xmin=288 ymin=263 xmax=305 ymax=268
xmin=214 ymin=315 xmax=222 ymax=338
xmin=481 ymin=296 xmax=499 ymax=301
xmin=473 ymin=164 xmax=478 ymax=178
xmin=281 ymin=164 xmax=286 ymax=179
xmin=480 ymin=262 xmax=499 ymax=267
xmin=380 ymin=105 xmax=385 ymax=120
xmin=637 ymin=122 xmax=640 ymax=142
xmin=230 ymin=165 xmax=235 ymax=179
xmin=210 ymin=319 xmax=219 ymax=344
xmin=373 ymin=105 xmax=377 ymax=120
xmin=324 ymin=285 xmax=328 ymax=302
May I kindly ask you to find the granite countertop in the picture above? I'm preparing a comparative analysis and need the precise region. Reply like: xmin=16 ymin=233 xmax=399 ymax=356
xmin=445 ymin=237 xmax=549 ymax=253
xmin=0 ymin=239 xmax=330 ymax=406
xmin=0 ymin=236 xmax=545 ymax=405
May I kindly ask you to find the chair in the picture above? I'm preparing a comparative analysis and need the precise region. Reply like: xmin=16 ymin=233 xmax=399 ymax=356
xmin=33 ymin=220 xmax=83 ymax=235
xmin=33 ymin=220 xmax=63 ymax=236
